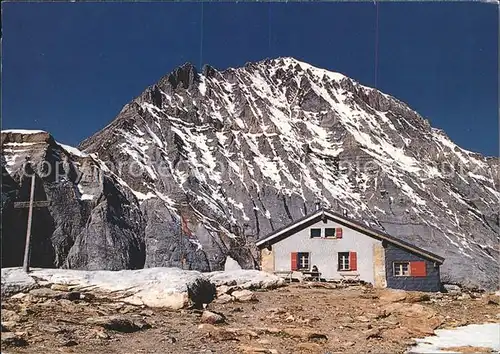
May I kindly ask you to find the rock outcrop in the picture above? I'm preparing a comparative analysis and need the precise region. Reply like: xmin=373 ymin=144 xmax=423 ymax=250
xmin=1 ymin=267 xmax=216 ymax=309
xmin=1 ymin=130 xmax=145 ymax=270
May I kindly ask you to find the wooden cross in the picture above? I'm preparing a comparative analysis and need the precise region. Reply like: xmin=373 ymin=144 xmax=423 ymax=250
xmin=13 ymin=174 xmax=51 ymax=273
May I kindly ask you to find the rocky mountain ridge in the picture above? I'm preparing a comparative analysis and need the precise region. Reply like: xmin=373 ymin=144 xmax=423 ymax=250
xmin=2 ymin=57 xmax=499 ymax=289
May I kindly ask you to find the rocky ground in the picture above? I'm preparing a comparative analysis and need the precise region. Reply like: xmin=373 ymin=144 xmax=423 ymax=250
xmin=2 ymin=282 xmax=499 ymax=354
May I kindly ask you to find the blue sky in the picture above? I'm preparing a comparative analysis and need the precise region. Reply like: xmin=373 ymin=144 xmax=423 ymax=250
xmin=2 ymin=2 xmax=498 ymax=156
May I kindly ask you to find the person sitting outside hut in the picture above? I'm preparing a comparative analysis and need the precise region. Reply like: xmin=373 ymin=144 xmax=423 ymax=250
xmin=311 ymin=265 xmax=320 ymax=281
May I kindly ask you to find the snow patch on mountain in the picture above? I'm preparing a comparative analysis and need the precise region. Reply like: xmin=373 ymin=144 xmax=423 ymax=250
xmin=57 ymin=142 xmax=89 ymax=158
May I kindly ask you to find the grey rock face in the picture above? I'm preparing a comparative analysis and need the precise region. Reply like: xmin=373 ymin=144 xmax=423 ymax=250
xmin=1 ymin=130 xmax=145 ymax=270
xmin=141 ymin=198 xmax=211 ymax=271
xmin=64 ymin=176 xmax=145 ymax=271
xmin=2 ymin=57 xmax=499 ymax=289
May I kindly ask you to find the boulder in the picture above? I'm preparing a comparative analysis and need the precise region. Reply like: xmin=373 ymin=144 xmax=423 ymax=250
xmin=2 ymin=321 xmax=18 ymax=332
xmin=403 ymin=317 xmax=444 ymax=336
xmin=206 ymin=270 xmax=285 ymax=290
xmin=355 ymin=315 xmax=370 ymax=323
xmin=363 ymin=327 xmax=382 ymax=340
xmin=482 ymin=294 xmax=500 ymax=306
xmin=378 ymin=289 xmax=407 ymax=303
xmin=29 ymin=287 xmax=64 ymax=298
xmin=281 ymin=328 xmax=328 ymax=342
xmin=341 ymin=341 xmax=356 ymax=348
xmin=2 ymin=309 xmax=21 ymax=323
xmin=383 ymin=302 xmax=437 ymax=319
xmin=382 ymin=302 xmax=405 ymax=315
xmin=139 ymin=309 xmax=154 ymax=317
xmin=197 ymin=323 xmax=238 ymax=341
xmin=2 ymin=267 xmax=216 ymax=309
xmin=200 ymin=310 xmax=226 ymax=324
xmin=10 ymin=292 xmax=28 ymax=300
xmin=378 ymin=289 xmax=429 ymax=303
xmin=253 ymin=327 xmax=281 ymax=335
xmin=458 ymin=293 xmax=472 ymax=301
xmin=29 ymin=287 xmax=80 ymax=301
xmin=217 ymin=285 xmax=232 ymax=295
xmin=381 ymin=327 xmax=413 ymax=341
xmin=296 ymin=342 xmax=323 ymax=352
xmin=400 ymin=304 xmax=437 ymax=318
xmin=92 ymin=328 xmax=111 ymax=340
xmin=241 ymin=329 xmax=259 ymax=338
xmin=1 ymin=268 xmax=38 ymax=297
xmin=232 ymin=290 xmax=257 ymax=302
xmin=1 ymin=332 xmax=28 ymax=347
xmin=267 ymin=307 xmax=286 ymax=315
xmin=216 ymin=294 xmax=234 ymax=304
xmin=43 ymin=324 xmax=64 ymax=334
xmin=86 ymin=316 xmax=151 ymax=333
xmin=399 ymin=309 xmax=444 ymax=337
xmin=405 ymin=292 xmax=431 ymax=303
xmin=51 ymin=284 xmax=72 ymax=291
xmin=60 ymin=339 xmax=78 ymax=347
xmin=443 ymin=284 xmax=462 ymax=294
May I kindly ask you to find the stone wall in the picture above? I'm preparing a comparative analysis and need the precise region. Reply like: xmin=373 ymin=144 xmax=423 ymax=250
xmin=373 ymin=243 xmax=387 ymax=288
xmin=260 ymin=247 xmax=274 ymax=272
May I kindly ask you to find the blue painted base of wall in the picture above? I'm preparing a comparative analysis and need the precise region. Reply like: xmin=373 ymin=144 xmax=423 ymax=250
xmin=384 ymin=243 xmax=441 ymax=292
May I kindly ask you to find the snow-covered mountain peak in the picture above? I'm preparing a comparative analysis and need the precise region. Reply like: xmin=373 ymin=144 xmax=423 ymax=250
xmin=5 ymin=58 xmax=496 ymax=289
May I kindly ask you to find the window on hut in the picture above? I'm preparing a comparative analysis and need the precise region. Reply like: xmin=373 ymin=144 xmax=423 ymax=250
xmin=393 ymin=262 xmax=410 ymax=276
xmin=297 ymin=252 xmax=310 ymax=270
xmin=310 ymin=228 xmax=321 ymax=238
xmin=338 ymin=252 xmax=350 ymax=271
xmin=325 ymin=228 xmax=336 ymax=238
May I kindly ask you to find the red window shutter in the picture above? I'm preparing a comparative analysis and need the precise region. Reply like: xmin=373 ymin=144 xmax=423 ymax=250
xmin=336 ymin=228 xmax=343 ymax=239
xmin=291 ymin=252 xmax=298 ymax=271
xmin=410 ymin=261 xmax=426 ymax=277
xmin=349 ymin=251 xmax=357 ymax=271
